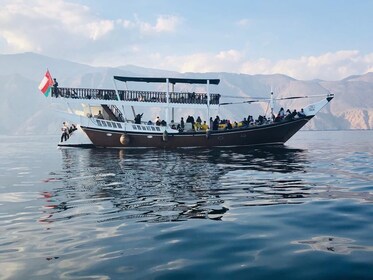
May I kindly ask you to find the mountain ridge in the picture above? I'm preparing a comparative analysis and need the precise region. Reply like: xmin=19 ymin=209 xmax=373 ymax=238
xmin=0 ymin=52 xmax=372 ymax=135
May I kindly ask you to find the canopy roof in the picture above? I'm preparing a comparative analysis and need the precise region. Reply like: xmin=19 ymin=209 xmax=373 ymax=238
xmin=113 ymin=76 xmax=220 ymax=85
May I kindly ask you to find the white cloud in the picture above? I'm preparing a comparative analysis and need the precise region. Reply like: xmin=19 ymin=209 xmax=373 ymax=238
xmin=0 ymin=0 xmax=116 ymax=52
xmin=136 ymin=15 xmax=182 ymax=34
xmin=236 ymin=18 xmax=251 ymax=27
xmin=241 ymin=50 xmax=373 ymax=80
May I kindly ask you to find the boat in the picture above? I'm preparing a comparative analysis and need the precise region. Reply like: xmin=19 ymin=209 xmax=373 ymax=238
xmin=51 ymin=76 xmax=334 ymax=148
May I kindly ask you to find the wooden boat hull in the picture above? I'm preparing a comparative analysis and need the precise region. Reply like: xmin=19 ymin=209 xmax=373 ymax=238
xmin=80 ymin=117 xmax=311 ymax=148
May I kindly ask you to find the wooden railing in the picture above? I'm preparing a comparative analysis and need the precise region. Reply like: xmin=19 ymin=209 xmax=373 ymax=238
xmin=53 ymin=88 xmax=220 ymax=105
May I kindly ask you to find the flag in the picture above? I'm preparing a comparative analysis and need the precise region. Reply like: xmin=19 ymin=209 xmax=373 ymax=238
xmin=38 ymin=70 xmax=53 ymax=97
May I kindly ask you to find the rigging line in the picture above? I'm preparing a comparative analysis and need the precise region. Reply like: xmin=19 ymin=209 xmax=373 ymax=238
xmin=220 ymin=94 xmax=330 ymax=100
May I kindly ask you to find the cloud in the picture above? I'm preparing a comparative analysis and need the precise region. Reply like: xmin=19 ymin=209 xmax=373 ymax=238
xmin=236 ymin=18 xmax=251 ymax=27
xmin=161 ymin=50 xmax=245 ymax=73
xmin=150 ymin=49 xmax=373 ymax=81
xmin=241 ymin=50 xmax=373 ymax=80
xmin=0 ymin=0 xmax=116 ymax=52
xmin=141 ymin=15 xmax=181 ymax=33
xmin=120 ymin=15 xmax=182 ymax=34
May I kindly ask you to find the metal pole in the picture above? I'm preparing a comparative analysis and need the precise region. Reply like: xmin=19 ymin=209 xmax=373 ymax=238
xmin=166 ymin=78 xmax=169 ymax=124
xmin=207 ymin=80 xmax=210 ymax=123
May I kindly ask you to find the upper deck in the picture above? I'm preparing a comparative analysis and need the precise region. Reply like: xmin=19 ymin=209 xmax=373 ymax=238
xmin=54 ymin=87 xmax=221 ymax=105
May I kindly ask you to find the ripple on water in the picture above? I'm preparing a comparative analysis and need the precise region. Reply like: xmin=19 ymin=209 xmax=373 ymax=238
xmin=0 ymin=132 xmax=373 ymax=279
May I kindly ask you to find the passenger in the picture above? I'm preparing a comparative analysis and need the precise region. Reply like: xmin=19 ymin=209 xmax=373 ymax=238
xmin=180 ymin=117 xmax=185 ymax=130
xmin=213 ymin=116 xmax=219 ymax=130
xmin=147 ymin=120 xmax=153 ymax=125
xmin=248 ymin=115 xmax=254 ymax=125
xmin=200 ymin=121 xmax=209 ymax=131
xmin=190 ymin=115 xmax=195 ymax=127
xmin=170 ymin=120 xmax=177 ymax=129
xmin=196 ymin=116 xmax=202 ymax=124
xmin=226 ymin=120 xmax=232 ymax=129
xmin=291 ymin=109 xmax=298 ymax=119
xmin=194 ymin=122 xmax=201 ymax=131
xmin=155 ymin=116 xmax=160 ymax=125
xmin=97 ymin=110 xmax=104 ymax=119
xmin=160 ymin=120 xmax=167 ymax=126
xmin=53 ymin=78 xmax=59 ymax=97
xmin=69 ymin=124 xmax=77 ymax=134
xmin=298 ymin=108 xmax=306 ymax=118
xmin=278 ymin=107 xmax=285 ymax=119
xmin=135 ymin=113 xmax=143 ymax=124
xmin=284 ymin=109 xmax=292 ymax=120
xmin=257 ymin=115 xmax=264 ymax=125
xmin=60 ymin=122 xmax=69 ymax=142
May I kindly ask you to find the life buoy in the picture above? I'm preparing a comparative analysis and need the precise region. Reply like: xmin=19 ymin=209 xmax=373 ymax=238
xmin=120 ymin=134 xmax=130 ymax=145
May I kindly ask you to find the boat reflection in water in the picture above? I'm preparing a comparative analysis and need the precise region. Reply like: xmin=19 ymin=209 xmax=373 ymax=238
xmin=41 ymin=146 xmax=311 ymax=224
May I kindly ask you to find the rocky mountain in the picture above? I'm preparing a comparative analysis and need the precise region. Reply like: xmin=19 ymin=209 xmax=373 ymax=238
xmin=0 ymin=52 xmax=372 ymax=135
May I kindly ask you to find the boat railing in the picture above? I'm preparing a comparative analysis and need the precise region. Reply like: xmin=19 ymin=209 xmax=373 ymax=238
xmin=55 ymin=87 xmax=220 ymax=105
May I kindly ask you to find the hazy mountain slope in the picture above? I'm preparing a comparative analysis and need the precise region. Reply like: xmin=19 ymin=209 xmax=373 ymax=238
xmin=0 ymin=52 xmax=372 ymax=135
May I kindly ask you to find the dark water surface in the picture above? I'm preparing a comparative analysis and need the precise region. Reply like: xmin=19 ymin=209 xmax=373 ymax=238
xmin=0 ymin=131 xmax=372 ymax=279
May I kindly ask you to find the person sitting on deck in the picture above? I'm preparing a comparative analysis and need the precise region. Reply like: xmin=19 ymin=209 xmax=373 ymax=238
xmin=284 ymin=109 xmax=292 ymax=120
xmin=297 ymin=108 xmax=306 ymax=118
xmin=226 ymin=120 xmax=232 ymax=130
xmin=291 ymin=109 xmax=298 ymax=119
xmin=278 ymin=107 xmax=285 ymax=119
xmin=170 ymin=120 xmax=177 ymax=129
xmin=200 ymin=121 xmax=209 ymax=131
xmin=69 ymin=124 xmax=77 ymax=134
xmin=97 ymin=110 xmax=104 ymax=119
xmin=155 ymin=116 xmax=161 ymax=126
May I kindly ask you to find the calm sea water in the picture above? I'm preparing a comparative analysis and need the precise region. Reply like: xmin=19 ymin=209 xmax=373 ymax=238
xmin=0 ymin=130 xmax=372 ymax=279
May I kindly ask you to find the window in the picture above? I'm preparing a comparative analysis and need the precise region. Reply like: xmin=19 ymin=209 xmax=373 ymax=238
xmin=132 ymin=125 xmax=137 ymax=129
xmin=97 ymin=120 xmax=102 ymax=126
xmin=107 ymin=122 xmax=112 ymax=127
xmin=156 ymin=127 xmax=161 ymax=131
xmin=151 ymin=127 xmax=156 ymax=131
xmin=117 ymin=123 xmax=122 ymax=128
xmin=112 ymin=123 xmax=117 ymax=128
xmin=136 ymin=125 xmax=141 ymax=130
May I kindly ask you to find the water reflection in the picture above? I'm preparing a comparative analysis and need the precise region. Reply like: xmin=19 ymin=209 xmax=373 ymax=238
xmin=41 ymin=147 xmax=310 ymax=224
xmin=292 ymin=236 xmax=373 ymax=254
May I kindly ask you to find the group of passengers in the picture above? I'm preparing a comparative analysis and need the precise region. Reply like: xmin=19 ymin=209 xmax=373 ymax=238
xmin=274 ymin=107 xmax=306 ymax=122
xmin=60 ymin=122 xmax=77 ymax=142
xmin=133 ymin=105 xmax=307 ymax=133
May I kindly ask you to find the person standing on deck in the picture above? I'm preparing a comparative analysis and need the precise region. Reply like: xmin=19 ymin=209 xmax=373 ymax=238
xmin=61 ymin=122 xmax=69 ymax=142
xmin=53 ymin=78 xmax=59 ymax=97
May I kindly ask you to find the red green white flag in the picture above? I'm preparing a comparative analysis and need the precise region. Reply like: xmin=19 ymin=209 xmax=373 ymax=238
xmin=38 ymin=70 xmax=53 ymax=97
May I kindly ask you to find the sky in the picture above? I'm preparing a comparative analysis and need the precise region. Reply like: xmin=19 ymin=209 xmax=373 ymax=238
xmin=0 ymin=0 xmax=372 ymax=80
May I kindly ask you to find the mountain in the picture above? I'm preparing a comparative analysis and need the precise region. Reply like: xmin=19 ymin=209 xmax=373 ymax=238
xmin=0 ymin=52 xmax=372 ymax=135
